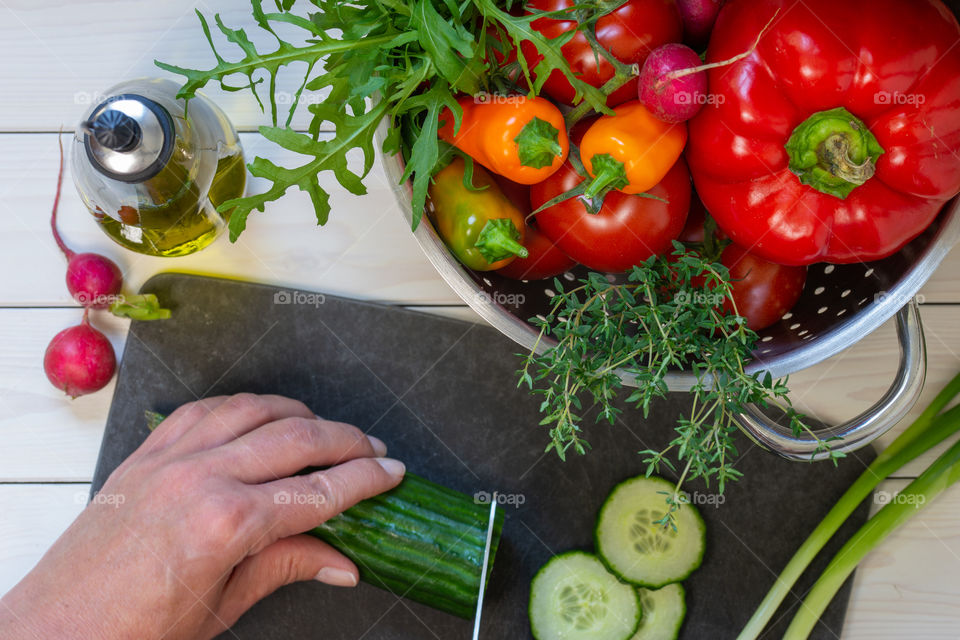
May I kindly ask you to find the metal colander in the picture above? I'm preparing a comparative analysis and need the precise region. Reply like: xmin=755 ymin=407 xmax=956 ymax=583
xmin=378 ymin=124 xmax=960 ymax=459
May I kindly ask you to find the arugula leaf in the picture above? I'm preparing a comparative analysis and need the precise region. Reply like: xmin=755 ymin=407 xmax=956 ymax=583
xmin=410 ymin=0 xmax=479 ymax=93
xmin=397 ymin=83 xmax=460 ymax=229
xmin=220 ymin=100 xmax=387 ymax=239
xmin=473 ymin=0 xmax=610 ymax=113
xmin=156 ymin=0 xmax=610 ymax=239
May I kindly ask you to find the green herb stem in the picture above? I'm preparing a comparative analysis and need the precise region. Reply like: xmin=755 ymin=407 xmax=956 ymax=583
xmin=520 ymin=247 xmax=832 ymax=525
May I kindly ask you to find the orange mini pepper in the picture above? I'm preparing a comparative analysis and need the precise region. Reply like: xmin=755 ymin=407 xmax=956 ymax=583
xmin=439 ymin=95 xmax=569 ymax=185
xmin=580 ymin=101 xmax=687 ymax=199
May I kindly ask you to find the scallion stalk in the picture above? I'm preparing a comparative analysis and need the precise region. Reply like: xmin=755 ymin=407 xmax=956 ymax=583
xmin=783 ymin=434 xmax=960 ymax=638
xmin=738 ymin=371 xmax=960 ymax=639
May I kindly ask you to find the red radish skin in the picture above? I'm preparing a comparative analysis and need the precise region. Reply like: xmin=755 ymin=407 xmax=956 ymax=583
xmin=44 ymin=312 xmax=117 ymax=398
xmin=51 ymin=134 xmax=124 ymax=309
xmin=639 ymin=11 xmax=779 ymax=124
xmin=639 ymin=43 xmax=708 ymax=123
xmin=677 ymin=0 xmax=725 ymax=50
xmin=64 ymin=253 xmax=123 ymax=308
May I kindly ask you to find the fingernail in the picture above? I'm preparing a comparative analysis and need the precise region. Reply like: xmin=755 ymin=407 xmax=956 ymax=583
xmin=315 ymin=567 xmax=358 ymax=587
xmin=375 ymin=457 xmax=406 ymax=478
xmin=367 ymin=435 xmax=388 ymax=457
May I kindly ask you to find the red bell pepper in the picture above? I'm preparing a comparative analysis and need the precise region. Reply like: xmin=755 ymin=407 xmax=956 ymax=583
xmin=687 ymin=0 xmax=960 ymax=266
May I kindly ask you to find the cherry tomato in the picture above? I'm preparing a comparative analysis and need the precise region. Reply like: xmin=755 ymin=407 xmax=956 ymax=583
xmin=678 ymin=188 xmax=727 ymax=244
xmin=721 ymin=244 xmax=807 ymax=331
xmin=491 ymin=173 xmax=533 ymax=215
xmin=532 ymin=158 xmax=692 ymax=273
xmin=491 ymin=174 xmax=578 ymax=280
xmin=521 ymin=0 xmax=683 ymax=107
xmin=497 ymin=223 xmax=578 ymax=280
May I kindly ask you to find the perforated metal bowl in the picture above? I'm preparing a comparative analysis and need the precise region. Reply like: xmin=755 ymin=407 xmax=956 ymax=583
xmin=378 ymin=123 xmax=960 ymax=459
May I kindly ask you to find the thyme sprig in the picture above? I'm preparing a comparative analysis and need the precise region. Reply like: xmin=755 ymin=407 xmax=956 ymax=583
xmin=519 ymin=245 xmax=843 ymax=523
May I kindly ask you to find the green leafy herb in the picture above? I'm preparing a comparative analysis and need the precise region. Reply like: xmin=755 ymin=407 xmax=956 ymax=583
xmin=155 ymin=0 xmax=612 ymax=240
xmin=518 ymin=245 xmax=842 ymax=517
xmin=145 ymin=410 xmax=167 ymax=431
xmin=109 ymin=294 xmax=171 ymax=321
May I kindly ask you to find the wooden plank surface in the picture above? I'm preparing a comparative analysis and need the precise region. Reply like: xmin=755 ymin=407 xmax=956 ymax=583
xmin=0 ymin=0 xmax=324 ymax=132
xmin=1 ymin=479 xmax=959 ymax=639
xmin=843 ymin=479 xmax=960 ymax=639
xmin=0 ymin=310 xmax=123 ymax=482
xmin=0 ymin=484 xmax=87 ymax=596
xmin=3 ymin=0 xmax=960 ymax=635
xmin=786 ymin=305 xmax=960 ymax=479
xmin=0 ymin=133 xmax=457 ymax=307
xmin=4 ymin=305 xmax=960 ymax=483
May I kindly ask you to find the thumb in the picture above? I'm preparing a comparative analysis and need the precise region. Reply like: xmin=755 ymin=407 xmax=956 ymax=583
xmin=217 ymin=534 xmax=359 ymax=626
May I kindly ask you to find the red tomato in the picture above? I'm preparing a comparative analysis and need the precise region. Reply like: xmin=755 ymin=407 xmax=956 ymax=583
xmin=678 ymin=188 xmax=727 ymax=244
xmin=721 ymin=244 xmax=807 ymax=331
xmin=532 ymin=158 xmax=692 ymax=273
xmin=491 ymin=173 xmax=533 ymax=215
xmin=491 ymin=174 xmax=578 ymax=280
xmin=521 ymin=0 xmax=683 ymax=107
xmin=497 ymin=223 xmax=578 ymax=280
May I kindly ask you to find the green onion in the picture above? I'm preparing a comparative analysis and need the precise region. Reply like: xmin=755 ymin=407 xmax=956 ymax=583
xmin=783 ymin=434 xmax=960 ymax=638
xmin=738 ymin=371 xmax=960 ymax=640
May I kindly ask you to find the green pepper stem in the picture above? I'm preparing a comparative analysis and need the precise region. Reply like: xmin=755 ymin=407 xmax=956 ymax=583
xmin=474 ymin=218 xmax=529 ymax=264
xmin=514 ymin=117 xmax=563 ymax=170
xmin=583 ymin=154 xmax=629 ymax=201
xmin=817 ymin=133 xmax=876 ymax=184
xmin=784 ymin=107 xmax=885 ymax=200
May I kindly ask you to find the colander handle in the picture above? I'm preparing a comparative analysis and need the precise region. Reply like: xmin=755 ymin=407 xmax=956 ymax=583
xmin=733 ymin=301 xmax=927 ymax=461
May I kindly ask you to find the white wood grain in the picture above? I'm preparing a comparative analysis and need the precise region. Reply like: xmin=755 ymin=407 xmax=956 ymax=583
xmin=0 ymin=0 xmax=325 ymax=132
xmin=843 ymin=479 xmax=960 ymax=640
xmin=0 ymin=133 xmax=457 ymax=307
xmin=0 ymin=310 xmax=125 ymax=482
xmin=786 ymin=305 xmax=960 ymax=479
xmin=5 ymin=305 xmax=960 ymax=484
xmin=1 ymin=0 xmax=960 ymax=632
xmin=0 ymin=483 xmax=87 ymax=597
xmin=1 ymin=480 xmax=959 ymax=640
xmin=2 ymin=129 xmax=959 ymax=307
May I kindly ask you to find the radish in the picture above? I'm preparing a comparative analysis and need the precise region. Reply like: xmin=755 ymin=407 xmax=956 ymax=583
xmin=639 ymin=43 xmax=708 ymax=123
xmin=676 ymin=0 xmax=725 ymax=50
xmin=638 ymin=9 xmax=780 ymax=124
xmin=51 ymin=135 xmax=123 ymax=309
xmin=44 ymin=310 xmax=116 ymax=398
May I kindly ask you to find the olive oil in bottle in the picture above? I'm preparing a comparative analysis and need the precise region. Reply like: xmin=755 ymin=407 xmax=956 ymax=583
xmin=72 ymin=78 xmax=246 ymax=257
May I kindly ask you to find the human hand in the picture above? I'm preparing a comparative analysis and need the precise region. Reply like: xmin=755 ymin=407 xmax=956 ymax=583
xmin=0 ymin=393 xmax=405 ymax=640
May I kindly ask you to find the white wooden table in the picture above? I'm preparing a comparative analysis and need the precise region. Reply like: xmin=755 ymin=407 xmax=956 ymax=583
xmin=2 ymin=2 xmax=960 ymax=638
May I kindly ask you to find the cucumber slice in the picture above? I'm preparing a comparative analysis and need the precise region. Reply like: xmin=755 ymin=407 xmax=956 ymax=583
xmin=529 ymin=551 xmax=641 ymax=640
xmin=631 ymin=583 xmax=686 ymax=640
xmin=595 ymin=475 xmax=706 ymax=587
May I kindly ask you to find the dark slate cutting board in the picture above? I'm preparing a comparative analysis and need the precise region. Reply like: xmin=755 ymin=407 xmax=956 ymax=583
xmin=92 ymin=273 xmax=875 ymax=640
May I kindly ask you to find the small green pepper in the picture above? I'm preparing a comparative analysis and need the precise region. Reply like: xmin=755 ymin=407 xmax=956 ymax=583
xmin=428 ymin=158 xmax=529 ymax=271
